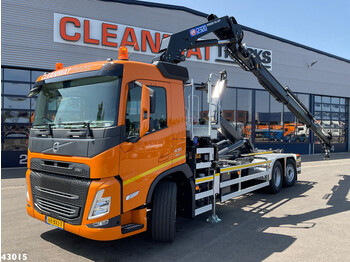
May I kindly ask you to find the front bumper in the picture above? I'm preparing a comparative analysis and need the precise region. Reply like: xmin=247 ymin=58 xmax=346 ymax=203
xmin=26 ymin=170 xmax=146 ymax=241
xmin=26 ymin=205 xmax=147 ymax=241
xmin=26 ymin=205 xmax=126 ymax=241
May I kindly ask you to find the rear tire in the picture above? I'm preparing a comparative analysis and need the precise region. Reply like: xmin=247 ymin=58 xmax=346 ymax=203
xmin=151 ymin=181 xmax=177 ymax=242
xmin=268 ymin=161 xmax=283 ymax=194
xmin=283 ymin=159 xmax=297 ymax=187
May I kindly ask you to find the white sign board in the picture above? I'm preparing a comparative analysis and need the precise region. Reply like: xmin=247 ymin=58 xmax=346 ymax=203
xmin=54 ymin=13 xmax=272 ymax=70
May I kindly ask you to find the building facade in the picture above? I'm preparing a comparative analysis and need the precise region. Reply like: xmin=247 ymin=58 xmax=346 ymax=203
xmin=2 ymin=0 xmax=350 ymax=167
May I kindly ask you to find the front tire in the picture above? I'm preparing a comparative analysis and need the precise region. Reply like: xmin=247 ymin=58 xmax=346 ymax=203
xmin=151 ymin=181 xmax=177 ymax=242
xmin=284 ymin=159 xmax=297 ymax=187
xmin=268 ymin=161 xmax=283 ymax=194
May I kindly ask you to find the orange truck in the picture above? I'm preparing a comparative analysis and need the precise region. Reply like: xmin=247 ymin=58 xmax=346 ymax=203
xmin=26 ymin=14 xmax=331 ymax=242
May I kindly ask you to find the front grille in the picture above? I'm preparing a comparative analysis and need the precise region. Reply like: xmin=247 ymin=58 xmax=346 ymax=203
xmin=35 ymin=197 xmax=80 ymax=218
xmin=30 ymin=171 xmax=91 ymax=225
xmin=31 ymin=158 xmax=90 ymax=178
xmin=35 ymin=186 xmax=79 ymax=200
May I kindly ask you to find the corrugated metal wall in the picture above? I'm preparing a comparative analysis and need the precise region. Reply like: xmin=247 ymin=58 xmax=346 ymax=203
xmin=2 ymin=0 xmax=350 ymax=97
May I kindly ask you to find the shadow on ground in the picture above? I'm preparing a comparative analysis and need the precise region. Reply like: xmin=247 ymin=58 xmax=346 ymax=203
xmin=40 ymin=175 xmax=350 ymax=262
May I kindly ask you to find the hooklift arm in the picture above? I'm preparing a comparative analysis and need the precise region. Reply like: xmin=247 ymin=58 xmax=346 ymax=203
xmin=154 ymin=14 xmax=332 ymax=158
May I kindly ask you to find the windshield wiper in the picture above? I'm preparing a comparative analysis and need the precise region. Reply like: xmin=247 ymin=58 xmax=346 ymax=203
xmin=34 ymin=123 xmax=55 ymax=137
xmin=61 ymin=121 xmax=93 ymax=138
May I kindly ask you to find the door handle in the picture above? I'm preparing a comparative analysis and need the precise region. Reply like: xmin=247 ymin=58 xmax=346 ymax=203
xmin=158 ymin=154 xmax=170 ymax=163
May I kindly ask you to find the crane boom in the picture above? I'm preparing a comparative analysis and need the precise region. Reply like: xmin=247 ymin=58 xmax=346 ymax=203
xmin=154 ymin=14 xmax=332 ymax=158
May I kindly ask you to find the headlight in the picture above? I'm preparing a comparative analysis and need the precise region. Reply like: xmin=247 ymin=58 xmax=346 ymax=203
xmin=88 ymin=189 xmax=111 ymax=220
xmin=26 ymin=190 xmax=30 ymax=202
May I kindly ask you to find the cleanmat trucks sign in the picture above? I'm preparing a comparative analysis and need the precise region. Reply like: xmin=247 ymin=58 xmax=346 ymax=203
xmin=53 ymin=13 xmax=272 ymax=69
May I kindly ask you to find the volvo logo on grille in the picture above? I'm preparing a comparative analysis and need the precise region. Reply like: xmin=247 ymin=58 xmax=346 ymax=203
xmin=53 ymin=142 xmax=60 ymax=152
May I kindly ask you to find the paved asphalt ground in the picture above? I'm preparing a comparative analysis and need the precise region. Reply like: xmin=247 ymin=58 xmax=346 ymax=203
xmin=1 ymin=153 xmax=350 ymax=262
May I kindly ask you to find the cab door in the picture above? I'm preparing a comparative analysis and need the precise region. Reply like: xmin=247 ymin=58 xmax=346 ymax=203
xmin=119 ymin=80 xmax=173 ymax=212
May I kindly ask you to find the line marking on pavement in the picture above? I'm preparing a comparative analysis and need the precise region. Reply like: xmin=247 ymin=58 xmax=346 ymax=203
xmin=303 ymin=164 xmax=350 ymax=169
xmin=2 ymin=185 xmax=26 ymax=190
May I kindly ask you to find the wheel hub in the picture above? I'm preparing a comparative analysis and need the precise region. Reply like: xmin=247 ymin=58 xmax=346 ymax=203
xmin=286 ymin=164 xmax=295 ymax=182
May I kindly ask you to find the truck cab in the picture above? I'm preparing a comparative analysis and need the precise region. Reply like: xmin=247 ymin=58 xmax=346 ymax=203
xmin=26 ymin=49 xmax=192 ymax=241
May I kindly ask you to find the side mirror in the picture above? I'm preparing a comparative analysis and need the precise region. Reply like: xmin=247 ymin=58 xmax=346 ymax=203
xmin=27 ymin=85 xmax=42 ymax=98
xmin=140 ymin=84 xmax=150 ymax=138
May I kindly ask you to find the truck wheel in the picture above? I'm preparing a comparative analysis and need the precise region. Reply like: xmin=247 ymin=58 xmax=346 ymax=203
xmin=268 ymin=161 xmax=283 ymax=194
xmin=284 ymin=159 xmax=297 ymax=187
xmin=151 ymin=181 xmax=177 ymax=242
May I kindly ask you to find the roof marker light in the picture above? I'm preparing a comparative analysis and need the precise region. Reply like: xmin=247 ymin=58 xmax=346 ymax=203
xmin=55 ymin=63 xmax=63 ymax=70
xmin=118 ymin=46 xmax=128 ymax=60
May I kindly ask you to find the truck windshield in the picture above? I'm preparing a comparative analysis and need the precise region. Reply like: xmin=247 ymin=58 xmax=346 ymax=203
xmin=33 ymin=76 xmax=121 ymax=128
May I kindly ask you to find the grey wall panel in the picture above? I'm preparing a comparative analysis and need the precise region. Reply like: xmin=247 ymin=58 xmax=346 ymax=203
xmin=243 ymin=32 xmax=350 ymax=96
xmin=2 ymin=0 xmax=350 ymax=98
xmin=2 ymin=0 xmax=206 ymax=69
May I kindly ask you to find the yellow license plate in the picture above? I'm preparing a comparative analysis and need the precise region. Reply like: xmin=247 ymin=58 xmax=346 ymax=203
xmin=46 ymin=216 xmax=64 ymax=230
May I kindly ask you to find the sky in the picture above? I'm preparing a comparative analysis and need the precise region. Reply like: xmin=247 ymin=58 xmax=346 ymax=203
xmin=141 ymin=0 xmax=350 ymax=60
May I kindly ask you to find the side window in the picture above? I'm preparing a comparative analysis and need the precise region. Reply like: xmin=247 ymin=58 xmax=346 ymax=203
xmin=150 ymin=86 xmax=167 ymax=132
xmin=125 ymin=82 xmax=141 ymax=141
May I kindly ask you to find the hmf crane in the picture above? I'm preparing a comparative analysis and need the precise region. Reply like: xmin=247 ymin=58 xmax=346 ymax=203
xmin=26 ymin=14 xmax=332 ymax=242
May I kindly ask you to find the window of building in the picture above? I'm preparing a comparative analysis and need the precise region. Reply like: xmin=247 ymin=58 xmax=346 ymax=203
xmin=221 ymin=87 xmax=237 ymax=129
xmin=283 ymin=94 xmax=310 ymax=143
xmin=314 ymin=95 xmax=348 ymax=144
xmin=255 ymin=90 xmax=270 ymax=142
xmin=1 ymin=67 xmax=51 ymax=162
xmin=295 ymin=94 xmax=310 ymax=143
xmin=221 ymin=88 xmax=252 ymax=139
xmin=270 ymin=95 xmax=283 ymax=142
xmin=2 ymin=138 xmax=28 ymax=151
xmin=237 ymin=89 xmax=252 ymax=139
xmin=3 ymin=82 xmax=31 ymax=95
xmin=2 ymin=124 xmax=30 ymax=138
xmin=331 ymin=97 xmax=340 ymax=104
xmin=3 ymin=96 xmax=31 ymax=110
xmin=2 ymin=110 xmax=31 ymax=123
xmin=255 ymin=91 xmax=310 ymax=143
xmin=3 ymin=68 xmax=30 ymax=82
